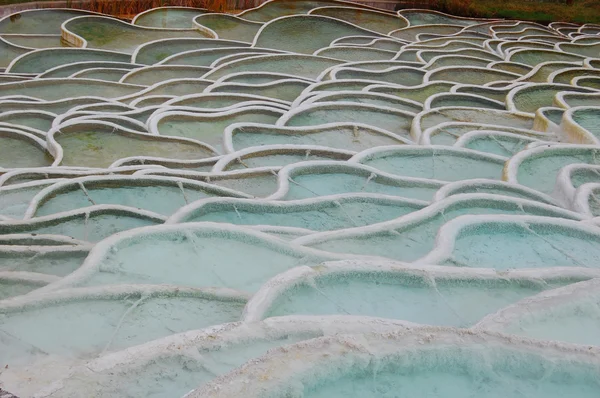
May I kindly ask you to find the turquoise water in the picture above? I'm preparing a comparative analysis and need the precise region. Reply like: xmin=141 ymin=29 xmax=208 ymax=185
xmin=44 ymin=331 xmax=310 ymax=398
xmin=283 ymin=104 xmax=413 ymax=137
xmin=161 ymin=47 xmax=279 ymax=67
xmin=40 ymin=61 xmax=139 ymax=78
xmin=181 ymin=197 xmax=423 ymax=231
xmin=358 ymin=149 xmax=505 ymax=181
xmin=80 ymin=227 xmax=331 ymax=292
xmin=311 ymin=7 xmax=407 ymax=33
xmin=155 ymin=108 xmax=283 ymax=150
xmin=209 ymin=80 xmax=310 ymax=102
xmin=308 ymin=197 xmax=577 ymax=261
xmin=335 ymin=67 xmax=425 ymax=86
xmin=0 ymin=134 xmax=51 ymax=168
xmin=8 ymin=48 xmax=131 ymax=74
xmin=0 ymin=279 xmax=46 ymax=299
xmin=266 ymin=273 xmax=556 ymax=326
xmin=134 ymin=38 xmax=250 ymax=64
xmin=0 ymin=5 xmax=599 ymax=397
xmin=427 ymin=94 xmax=505 ymax=111
xmin=569 ymin=166 xmax=600 ymax=188
xmin=34 ymin=180 xmax=228 ymax=216
xmin=284 ymin=171 xmax=441 ymax=201
xmin=0 ymin=211 xmax=160 ymax=242
xmin=570 ymin=108 xmax=600 ymax=140
xmin=316 ymin=47 xmax=396 ymax=62
xmin=229 ymin=123 xmax=406 ymax=152
xmin=510 ymin=85 xmax=592 ymax=114
xmin=64 ymin=16 xmax=208 ymax=53
xmin=220 ymin=150 xmax=351 ymax=170
xmin=461 ymin=133 xmax=537 ymax=157
xmin=0 ymin=249 xmax=89 ymax=276
xmin=304 ymin=348 xmax=600 ymax=398
xmin=498 ymin=282 xmax=600 ymax=346
xmin=194 ymin=14 xmax=262 ymax=42
xmin=0 ymin=181 xmax=60 ymax=218
xmin=134 ymin=8 xmax=207 ymax=28
xmin=204 ymin=54 xmax=342 ymax=80
xmin=307 ymin=91 xmax=422 ymax=113
xmin=0 ymin=290 xmax=245 ymax=365
xmin=515 ymin=148 xmax=600 ymax=194
xmin=0 ymin=80 xmax=142 ymax=101
xmin=253 ymin=15 xmax=381 ymax=54
xmin=448 ymin=220 xmax=600 ymax=269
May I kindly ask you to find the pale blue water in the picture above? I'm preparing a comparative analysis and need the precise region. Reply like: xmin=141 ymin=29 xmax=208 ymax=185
xmin=162 ymin=47 xmax=279 ymax=66
xmin=308 ymin=92 xmax=423 ymax=114
xmin=441 ymin=184 xmax=554 ymax=205
xmin=39 ymin=61 xmax=139 ymax=78
xmin=65 ymin=16 xmax=207 ymax=54
xmin=0 ymin=250 xmax=89 ymax=276
xmin=428 ymin=94 xmax=506 ymax=111
xmin=0 ymin=280 xmax=43 ymax=300
xmin=284 ymin=172 xmax=440 ymax=201
xmin=0 ymin=182 xmax=58 ymax=218
xmin=209 ymin=173 xmax=279 ymax=197
xmin=462 ymin=134 xmax=536 ymax=157
xmin=156 ymin=108 xmax=283 ymax=150
xmin=183 ymin=198 xmax=424 ymax=231
xmin=334 ymin=67 xmax=425 ymax=86
xmin=502 ymin=297 xmax=600 ymax=346
xmin=359 ymin=150 xmax=505 ymax=181
xmin=210 ymin=80 xmax=309 ymax=102
xmin=266 ymin=273 xmax=554 ymax=326
xmin=223 ymin=152 xmax=351 ymax=170
xmin=35 ymin=182 xmax=220 ymax=216
xmin=449 ymin=221 xmax=600 ymax=269
xmin=194 ymin=14 xmax=261 ymax=42
xmin=571 ymin=108 xmax=600 ymax=140
xmin=511 ymin=85 xmax=591 ymax=114
xmin=569 ymin=167 xmax=600 ymax=188
xmin=312 ymin=6 xmax=407 ymax=33
xmin=304 ymin=348 xmax=600 ymax=398
xmin=8 ymin=49 xmax=130 ymax=74
xmin=230 ymin=124 xmax=405 ymax=152
xmin=134 ymin=8 xmax=207 ymax=28
xmin=316 ymin=47 xmax=396 ymax=62
xmin=309 ymin=197 xmax=578 ymax=261
xmin=0 ymin=212 xmax=160 ymax=242
xmin=82 ymin=228 xmax=330 ymax=292
xmin=516 ymin=149 xmax=600 ymax=194
xmin=134 ymin=38 xmax=251 ymax=64
xmin=253 ymin=15 xmax=380 ymax=54
xmin=205 ymin=54 xmax=342 ymax=80
xmin=49 ymin=334 xmax=310 ymax=398
xmin=0 ymin=292 xmax=245 ymax=365
xmin=0 ymin=80 xmax=141 ymax=101
xmin=121 ymin=66 xmax=210 ymax=86
xmin=283 ymin=105 xmax=413 ymax=136
xmin=0 ymin=135 xmax=51 ymax=168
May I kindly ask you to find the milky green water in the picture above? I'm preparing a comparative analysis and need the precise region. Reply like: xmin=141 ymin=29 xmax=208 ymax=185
xmin=304 ymin=348 xmax=600 ymax=398
xmin=80 ymin=229 xmax=330 ymax=292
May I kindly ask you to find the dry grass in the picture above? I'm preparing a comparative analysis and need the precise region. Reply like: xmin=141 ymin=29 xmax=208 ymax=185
xmin=467 ymin=0 xmax=600 ymax=24
xmin=1 ymin=0 xmax=258 ymax=17
xmin=430 ymin=0 xmax=474 ymax=17
xmin=397 ymin=0 xmax=600 ymax=24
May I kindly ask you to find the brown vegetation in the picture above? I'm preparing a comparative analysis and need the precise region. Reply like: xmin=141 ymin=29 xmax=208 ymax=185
xmin=29 ymin=0 xmax=257 ymax=18
xmin=430 ymin=0 xmax=473 ymax=17
xmin=468 ymin=0 xmax=600 ymax=24
xmin=397 ymin=0 xmax=600 ymax=24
